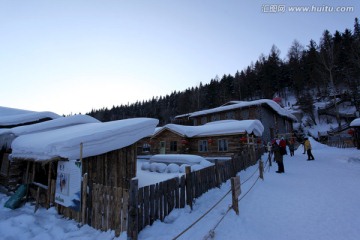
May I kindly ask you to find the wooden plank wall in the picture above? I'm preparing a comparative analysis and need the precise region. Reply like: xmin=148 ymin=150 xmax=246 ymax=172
xmin=58 ymin=145 xmax=136 ymax=237
xmin=91 ymin=183 xmax=129 ymax=235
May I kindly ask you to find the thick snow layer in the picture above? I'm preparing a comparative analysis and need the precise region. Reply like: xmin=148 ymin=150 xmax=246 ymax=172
xmin=0 ymin=115 xmax=100 ymax=136
xmin=350 ymin=118 xmax=360 ymax=127
xmin=10 ymin=118 xmax=159 ymax=161
xmin=0 ymin=106 xmax=34 ymax=116
xmin=182 ymin=99 xmax=297 ymax=121
xmin=158 ymin=119 xmax=264 ymax=137
xmin=140 ymin=154 xmax=214 ymax=180
xmin=0 ymin=115 xmax=100 ymax=148
xmin=0 ymin=106 xmax=61 ymax=126
xmin=1 ymin=139 xmax=359 ymax=240
xmin=149 ymin=154 xmax=208 ymax=165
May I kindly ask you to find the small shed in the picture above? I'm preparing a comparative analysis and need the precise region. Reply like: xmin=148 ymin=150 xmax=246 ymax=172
xmin=0 ymin=115 xmax=100 ymax=191
xmin=10 ymin=118 xmax=158 ymax=235
xmin=350 ymin=118 xmax=360 ymax=149
xmin=150 ymin=120 xmax=264 ymax=157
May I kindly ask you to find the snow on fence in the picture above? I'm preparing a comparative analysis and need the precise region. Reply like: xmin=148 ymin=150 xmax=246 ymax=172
xmin=127 ymin=147 xmax=264 ymax=239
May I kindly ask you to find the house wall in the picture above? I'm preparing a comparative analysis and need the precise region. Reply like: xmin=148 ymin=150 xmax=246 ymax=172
xmin=187 ymin=135 xmax=247 ymax=157
xmin=150 ymin=129 xmax=257 ymax=157
xmin=0 ymin=149 xmax=27 ymax=192
xmin=150 ymin=130 xmax=189 ymax=154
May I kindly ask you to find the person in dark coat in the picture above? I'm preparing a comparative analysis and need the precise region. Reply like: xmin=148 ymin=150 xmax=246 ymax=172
xmin=272 ymin=139 xmax=285 ymax=173
xmin=288 ymin=138 xmax=295 ymax=156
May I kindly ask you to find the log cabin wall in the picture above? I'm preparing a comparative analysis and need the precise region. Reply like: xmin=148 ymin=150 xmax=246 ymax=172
xmin=188 ymin=135 xmax=247 ymax=157
xmin=150 ymin=130 xmax=189 ymax=155
xmin=151 ymin=129 xmax=251 ymax=157
xmin=0 ymin=150 xmax=27 ymax=192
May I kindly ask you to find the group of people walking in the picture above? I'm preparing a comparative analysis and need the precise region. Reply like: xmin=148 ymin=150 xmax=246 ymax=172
xmin=269 ymin=136 xmax=315 ymax=174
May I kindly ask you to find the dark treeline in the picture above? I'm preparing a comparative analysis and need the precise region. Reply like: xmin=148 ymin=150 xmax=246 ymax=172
xmin=89 ymin=18 xmax=360 ymax=125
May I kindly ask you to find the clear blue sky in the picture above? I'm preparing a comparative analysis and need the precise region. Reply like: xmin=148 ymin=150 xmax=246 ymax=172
xmin=1 ymin=0 xmax=358 ymax=115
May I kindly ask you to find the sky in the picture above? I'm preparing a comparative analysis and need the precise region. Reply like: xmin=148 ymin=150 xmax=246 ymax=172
xmin=1 ymin=138 xmax=359 ymax=240
xmin=1 ymin=0 xmax=359 ymax=115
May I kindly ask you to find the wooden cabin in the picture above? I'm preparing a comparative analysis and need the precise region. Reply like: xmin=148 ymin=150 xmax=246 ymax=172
xmin=0 ymin=107 xmax=61 ymax=191
xmin=9 ymin=118 xmax=158 ymax=236
xmin=173 ymin=99 xmax=297 ymax=142
xmin=0 ymin=115 xmax=100 ymax=192
xmin=350 ymin=118 xmax=360 ymax=149
xmin=149 ymin=120 xmax=264 ymax=158
xmin=136 ymin=127 xmax=163 ymax=156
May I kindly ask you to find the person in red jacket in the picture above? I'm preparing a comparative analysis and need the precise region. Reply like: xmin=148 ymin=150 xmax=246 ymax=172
xmin=279 ymin=137 xmax=287 ymax=155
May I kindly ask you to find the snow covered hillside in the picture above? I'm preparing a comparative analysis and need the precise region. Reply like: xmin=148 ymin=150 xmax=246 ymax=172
xmin=1 ymin=138 xmax=359 ymax=240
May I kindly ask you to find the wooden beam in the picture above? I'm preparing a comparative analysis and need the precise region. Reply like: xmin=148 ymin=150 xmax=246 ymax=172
xmin=82 ymin=173 xmax=88 ymax=225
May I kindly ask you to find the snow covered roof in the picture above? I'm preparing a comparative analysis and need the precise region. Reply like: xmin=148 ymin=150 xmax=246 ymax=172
xmin=0 ymin=106 xmax=61 ymax=127
xmin=350 ymin=118 xmax=360 ymax=127
xmin=155 ymin=120 xmax=264 ymax=138
xmin=0 ymin=115 xmax=100 ymax=136
xmin=10 ymin=118 xmax=159 ymax=161
xmin=178 ymin=99 xmax=297 ymax=121
xmin=0 ymin=115 xmax=100 ymax=149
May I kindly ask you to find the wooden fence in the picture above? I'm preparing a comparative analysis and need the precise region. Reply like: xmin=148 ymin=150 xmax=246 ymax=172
xmin=127 ymin=147 xmax=263 ymax=239
xmin=325 ymin=139 xmax=355 ymax=148
xmin=56 ymin=183 xmax=129 ymax=237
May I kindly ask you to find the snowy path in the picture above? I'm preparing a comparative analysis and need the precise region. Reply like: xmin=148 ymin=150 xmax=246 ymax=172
xmin=1 ymin=140 xmax=360 ymax=240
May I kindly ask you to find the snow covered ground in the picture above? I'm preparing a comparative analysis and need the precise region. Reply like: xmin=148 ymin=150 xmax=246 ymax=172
xmin=1 ymin=138 xmax=360 ymax=240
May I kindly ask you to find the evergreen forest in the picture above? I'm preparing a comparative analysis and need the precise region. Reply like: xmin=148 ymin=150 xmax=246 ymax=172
xmin=88 ymin=18 xmax=360 ymax=126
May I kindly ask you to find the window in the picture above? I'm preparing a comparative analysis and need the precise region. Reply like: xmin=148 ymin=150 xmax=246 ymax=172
xmin=198 ymin=140 xmax=208 ymax=152
xmin=225 ymin=111 xmax=235 ymax=119
xmin=211 ymin=114 xmax=220 ymax=121
xmin=218 ymin=139 xmax=228 ymax=152
xmin=142 ymin=143 xmax=150 ymax=152
xmin=170 ymin=141 xmax=177 ymax=152
xmin=201 ymin=117 xmax=207 ymax=124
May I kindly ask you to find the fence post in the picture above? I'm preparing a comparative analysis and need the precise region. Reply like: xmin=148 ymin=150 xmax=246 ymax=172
xmin=81 ymin=173 xmax=88 ymax=225
xmin=230 ymin=157 xmax=237 ymax=177
xmin=231 ymin=176 xmax=241 ymax=215
xmin=259 ymin=160 xmax=264 ymax=180
xmin=214 ymin=160 xmax=220 ymax=188
xmin=185 ymin=166 xmax=193 ymax=210
xmin=268 ymin=152 xmax=272 ymax=167
xmin=127 ymin=178 xmax=139 ymax=240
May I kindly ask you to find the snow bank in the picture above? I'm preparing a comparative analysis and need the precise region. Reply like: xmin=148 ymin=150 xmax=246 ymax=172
xmin=10 ymin=118 xmax=159 ymax=161
xmin=142 ymin=154 xmax=214 ymax=175
xmin=350 ymin=118 xmax=360 ymax=127
xmin=149 ymin=154 xmax=208 ymax=165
